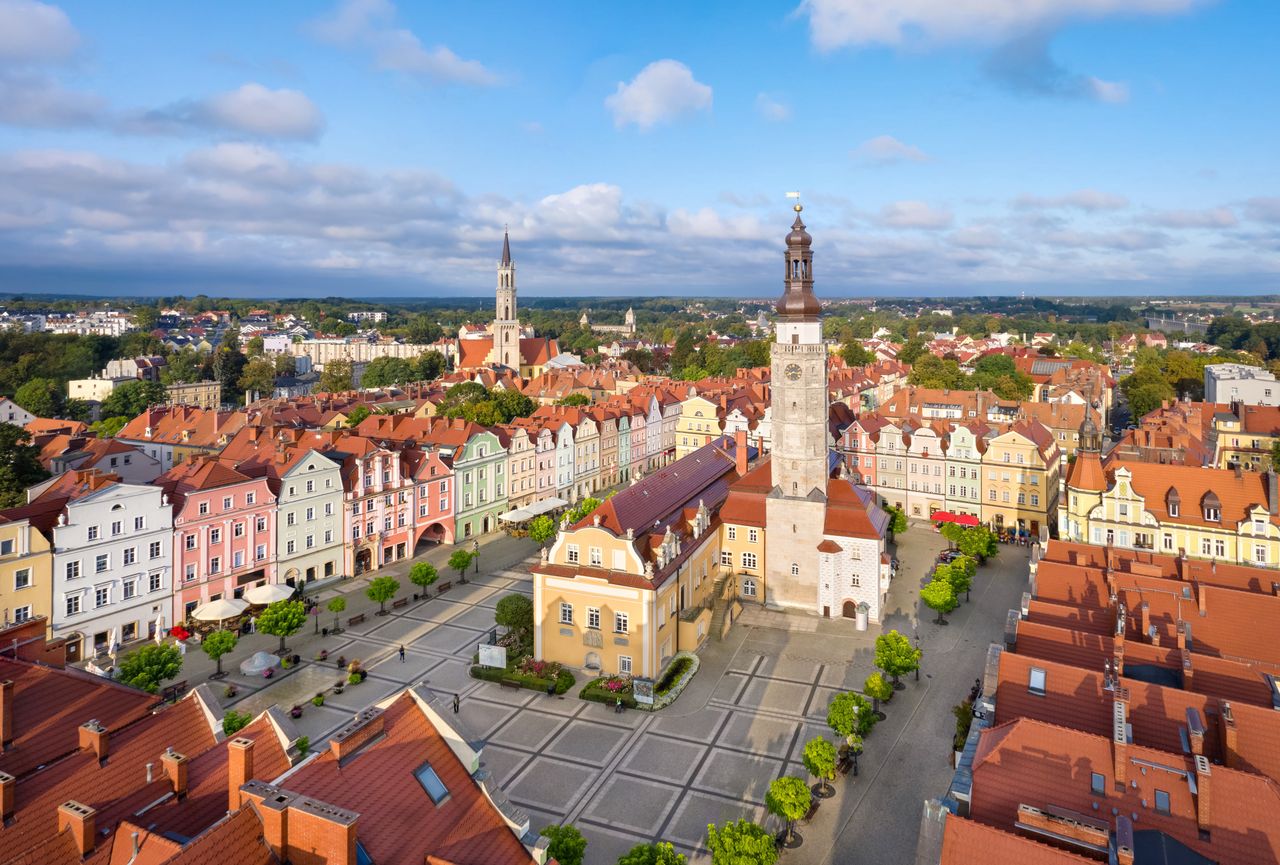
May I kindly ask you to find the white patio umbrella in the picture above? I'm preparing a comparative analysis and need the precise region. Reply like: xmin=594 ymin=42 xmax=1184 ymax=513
xmin=244 ymin=583 xmax=294 ymax=605
xmin=153 ymin=613 xmax=166 ymax=643
xmin=190 ymin=597 xmax=248 ymax=624
xmin=107 ymin=626 xmax=118 ymax=659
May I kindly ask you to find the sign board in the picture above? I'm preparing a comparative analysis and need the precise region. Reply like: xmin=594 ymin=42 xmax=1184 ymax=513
xmin=478 ymin=644 xmax=507 ymax=669
xmin=633 ymin=677 xmax=655 ymax=705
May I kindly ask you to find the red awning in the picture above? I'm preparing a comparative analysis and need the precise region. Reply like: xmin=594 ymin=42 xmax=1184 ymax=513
xmin=932 ymin=511 xmax=980 ymax=528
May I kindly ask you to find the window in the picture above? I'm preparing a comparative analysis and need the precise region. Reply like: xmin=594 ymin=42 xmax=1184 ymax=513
xmin=123 ymin=547 xmax=136 ymax=565
xmin=94 ymin=586 xmax=109 ymax=608
xmin=149 ymin=541 xmax=162 ymax=559
xmin=1091 ymin=772 xmax=1106 ymax=796
xmin=13 ymin=605 xmax=31 ymax=623
xmin=727 ymin=526 xmax=737 ymax=540
xmin=0 ymin=539 xmax=11 ymax=556
xmin=210 ymin=528 xmax=222 ymax=544
xmin=256 ymin=544 xmax=266 ymax=560
xmin=413 ymin=763 xmax=450 ymax=805
xmin=587 ymin=607 xmax=600 ymax=629
xmin=185 ymin=563 xmax=196 ymax=581
xmin=1031 ymin=494 xmax=1040 ymax=507
xmin=222 ymin=496 xmax=233 ymax=510
xmin=66 ymin=595 xmax=81 ymax=616
xmin=123 ymin=579 xmax=136 ymax=600
xmin=721 ymin=551 xmax=732 ymax=566
xmin=286 ymin=512 xmax=296 ymax=527
xmin=305 ymin=480 xmax=314 ymax=493
xmin=1204 ymin=506 xmax=1221 ymax=522
xmin=742 ymin=577 xmax=757 ymax=597
xmin=286 ymin=540 xmax=296 ymax=555
xmin=791 ymin=562 xmax=800 ymax=576
xmin=95 ymin=553 xmax=109 ymax=573
xmin=150 ymin=572 xmax=162 ymax=592
xmin=325 ymin=503 xmax=334 ymax=516
xmin=1214 ymin=539 xmax=1226 ymax=557
xmin=989 ymin=489 xmax=997 ymax=501
xmin=619 ymin=655 xmax=633 ymax=675
xmin=246 ymin=492 xmax=256 ymax=505
xmin=111 ymin=520 xmax=123 ymax=536
xmin=567 ymin=544 xmax=579 ymax=564
xmin=614 ymin=612 xmax=629 ymax=633
xmin=14 ymin=567 xmax=31 ymax=590
xmin=1118 ymin=504 xmax=1128 ymax=517
xmin=748 ymin=528 xmax=758 ymax=543
xmin=559 ymin=603 xmax=573 ymax=625
xmin=87 ymin=525 xmax=99 ymax=541
xmin=305 ymin=507 xmax=315 ymax=521
xmin=1256 ymin=544 xmax=1267 ymax=564
xmin=185 ymin=534 xmax=197 ymax=550
xmin=256 ymin=517 xmax=267 ymax=532
xmin=1154 ymin=789 xmax=1170 ymax=815
xmin=589 ymin=547 xmax=603 ymax=567
xmin=209 ymin=556 xmax=221 ymax=574
xmin=1169 ymin=502 xmax=1180 ymax=517
xmin=66 ymin=560 xmax=80 ymax=579
xmin=134 ymin=516 xmax=145 ymax=531
xmin=1028 ymin=667 xmax=1046 ymax=695
xmin=741 ymin=552 xmax=757 ymax=570
xmin=324 ymin=530 xmax=333 ymax=544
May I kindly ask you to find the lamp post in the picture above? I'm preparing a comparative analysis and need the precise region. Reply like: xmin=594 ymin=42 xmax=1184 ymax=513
xmin=472 ymin=539 xmax=480 ymax=577
xmin=914 ymin=628 xmax=921 ymax=682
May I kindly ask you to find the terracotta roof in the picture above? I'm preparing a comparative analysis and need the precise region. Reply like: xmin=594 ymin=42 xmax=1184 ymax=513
xmin=719 ymin=459 xmax=772 ymax=527
xmin=285 ymin=692 xmax=536 ymax=865
xmin=940 ymin=815 xmax=1089 ymax=865
xmin=1100 ymin=460 xmax=1279 ymax=530
xmin=823 ymin=477 xmax=889 ymax=539
xmin=1066 ymin=450 xmax=1106 ymax=491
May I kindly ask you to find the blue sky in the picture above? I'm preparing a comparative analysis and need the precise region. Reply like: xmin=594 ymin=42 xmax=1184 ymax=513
xmin=0 ymin=0 xmax=1276 ymax=298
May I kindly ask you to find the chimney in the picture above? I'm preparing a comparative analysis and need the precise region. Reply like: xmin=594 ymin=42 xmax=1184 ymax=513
xmin=0 ymin=680 xmax=12 ymax=751
xmin=239 ymin=781 xmax=358 ymax=865
xmin=79 ymin=720 xmax=108 ymax=763
xmin=329 ymin=708 xmax=385 ymax=764
xmin=1115 ymin=815 xmax=1135 ymax=865
xmin=57 ymin=801 xmax=96 ymax=857
xmin=1181 ymin=649 xmax=1194 ymax=691
xmin=161 ymin=749 xmax=188 ymax=798
xmin=240 ymin=781 xmax=292 ymax=859
xmin=1140 ymin=603 xmax=1156 ymax=645
xmin=0 ymin=770 xmax=14 ymax=824
xmin=1185 ymin=707 xmax=1205 ymax=756
xmin=1112 ymin=692 xmax=1129 ymax=787
xmin=1194 ymin=755 xmax=1211 ymax=832
xmin=1220 ymin=702 xmax=1239 ymax=769
xmin=228 ymin=737 xmax=255 ymax=812
xmin=734 ymin=429 xmax=748 ymax=476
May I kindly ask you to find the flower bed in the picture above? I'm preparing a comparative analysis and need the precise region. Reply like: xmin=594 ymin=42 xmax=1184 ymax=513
xmin=649 ymin=652 xmax=699 ymax=710
xmin=580 ymin=675 xmax=637 ymax=709
xmin=469 ymin=658 xmax=575 ymax=694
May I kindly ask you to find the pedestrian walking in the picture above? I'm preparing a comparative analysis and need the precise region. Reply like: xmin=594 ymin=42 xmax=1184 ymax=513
xmin=452 ymin=693 xmax=460 ymax=714
xmin=398 ymin=645 xmax=405 ymax=662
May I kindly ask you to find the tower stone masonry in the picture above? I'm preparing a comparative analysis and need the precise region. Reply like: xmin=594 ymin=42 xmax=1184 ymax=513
xmin=492 ymin=229 xmax=520 ymax=369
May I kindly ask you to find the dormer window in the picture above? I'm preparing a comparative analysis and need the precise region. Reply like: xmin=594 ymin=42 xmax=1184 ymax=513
xmin=1202 ymin=491 xmax=1221 ymax=523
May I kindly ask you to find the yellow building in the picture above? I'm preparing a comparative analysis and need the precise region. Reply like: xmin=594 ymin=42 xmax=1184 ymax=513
xmin=675 ymin=395 xmax=723 ymax=459
xmin=0 ymin=515 xmax=54 ymax=630
xmin=717 ymin=460 xmax=769 ymax=603
xmin=1212 ymin=403 xmax=1280 ymax=471
xmin=979 ymin=420 xmax=1060 ymax=537
xmin=532 ymin=441 xmax=742 ymax=677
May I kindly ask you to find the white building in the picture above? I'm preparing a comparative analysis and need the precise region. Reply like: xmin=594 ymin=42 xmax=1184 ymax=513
xmin=0 ymin=398 xmax=36 ymax=426
xmin=49 ymin=482 xmax=173 ymax=662
xmin=347 ymin=310 xmax=388 ymax=323
xmin=1205 ymin=363 xmax=1280 ymax=406
xmin=276 ymin=450 xmax=346 ymax=588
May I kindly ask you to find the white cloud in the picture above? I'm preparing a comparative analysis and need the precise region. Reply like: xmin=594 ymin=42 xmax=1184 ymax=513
xmin=309 ymin=0 xmax=498 ymax=86
xmin=879 ymin=200 xmax=953 ymax=229
xmin=1014 ymin=189 xmax=1129 ymax=211
xmin=0 ymin=70 xmax=103 ymax=127
xmin=755 ymin=92 xmax=790 ymax=122
xmin=948 ymin=226 xmax=1005 ymax=248
xmin=800 ymin=0 xmax=1202 ymax=50
xmin=852 ymin=134 xmax=929 ymax=164
xmin=1144 ymin=207 xmax=1237 ymax=229
xmin=605 ymin=60 xmax=712 ymax=130
xmin=0 ymin=0 xmax=79 ymax=63
xmin=1245 ymin=198 xmax=1280 ymax=224
xmin=1043 ymin=228 xmax=1169 ymax=250
xmin=667 ymin=208 xmax=770 ymax=241
xmin=1087 ymin=77 xmax=1129 ymax=103
xmin=201 ymin=84 xmax=324 ymax=139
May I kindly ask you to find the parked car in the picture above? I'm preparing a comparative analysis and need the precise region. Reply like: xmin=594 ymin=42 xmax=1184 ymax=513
xmin=936 ymin=550 xmax=963 ymax=564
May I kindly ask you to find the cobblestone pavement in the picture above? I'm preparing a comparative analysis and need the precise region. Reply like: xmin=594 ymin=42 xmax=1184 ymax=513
xmin=202 ymin=526 xmax=1031 ymax=864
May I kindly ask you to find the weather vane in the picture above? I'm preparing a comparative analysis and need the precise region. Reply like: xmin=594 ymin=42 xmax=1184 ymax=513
xmin=785 ymin=190 xmax=802 ymax=213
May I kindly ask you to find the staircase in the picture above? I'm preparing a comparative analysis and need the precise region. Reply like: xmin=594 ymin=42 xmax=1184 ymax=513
xmin=707 ymin=572 xmax=733 ymax=641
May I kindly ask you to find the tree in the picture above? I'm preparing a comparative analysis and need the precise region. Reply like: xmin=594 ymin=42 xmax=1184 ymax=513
xmin=908 ymin=355 xmax=966 ymax=390
xmin=539 ymin=825 xmax=587 ymax=865
xmin=245 ymin=335 xmax=265 ymax=357
xmin=366 ymin=576 xmax=401 ymax=615
xmin=556 ymin=393 xmax=591 ymax=406
xmin=921 ymin=578 xmax=958 ymax=625
xmin=495 ymin=593 xmax=533 ymax=640
xmin=117 ymin=643 xmax=182 ymax=694
xmin=874 ymin=630 xmax=921 ymax=686
xmin=705 ymin=819 xmax=778 ymax=865
xmin=948 ymin=555 xmax=976 ymax=601
xmin=319 ymin=358 xmax=354 ymax=392
xmin=414 ymin=350 xmax=446 ymax=381
xmin=897 ymin=335 xmax=927 ymax=365
xmin=406 ymin=315 xmax=443 ymax=345
xmin=766 ymin=776 xmax=811 ymax=845
xmin=827 ymin=692 xmax=859 ymax=745
xmin=132 ymin=305 xmax=158 ymax=331
xmin=346 ymin=405 xmax=371 ymax=427
xmin=257 ymin=599 xmax=307 ymax=654
xmin=956 ymin=526 xmax=998 ymax=561
xmin=362 ymin=356 xmax=417 ymax=388
xmin=409 ymin=561 xmax=439 ymax=595
xmin=864 ymin=672 xmax=894 ymax=716
xmin=1272 ymin=440 xmax=1280 ymax=472
xmin=273 ymin=353 xmax=297 ymax=377
xmin=90 ymin=416 xmax=129 ymax=438
xmin=0 ymin=423 xmax=50 ymax=508
xmin=528 ymin=514 xmax=557 ymax=547
xmin=222 ymin=709 xmax=251 ymax=736
xmin=447 ymin=549 xmax=475 ymax=582
xmin=100 ymin=380 xmax=168 ymax=418
xmin=618 ymin=841 xmax=686 ymax=865
xmin=14 ymin=377 xmax=63 ymax=417
xmin=162 ymin=349 xmax=204 ymax=385
xmin=211 ymin=348 xmax=247 ymax=399
xmin=884 ymin=504 xmax=908 ymax=534
xmin=839 ymin=342 xmax=874 ymax=367
xmin=802 ymin=736 xmax=837 ymax=796
xmin=327 ymin=596 xmax=346 ymax=632
xmin=202 ymin=629 xmax=238 ymax=678
xmin=238 ymin=357 xmax=276 ymax=401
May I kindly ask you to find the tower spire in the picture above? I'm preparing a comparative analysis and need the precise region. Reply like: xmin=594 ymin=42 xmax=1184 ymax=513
xmin=776 ymin=202 xmax=819 ymax=318
xmin=501 ymin=225 xmax=512 ymax=266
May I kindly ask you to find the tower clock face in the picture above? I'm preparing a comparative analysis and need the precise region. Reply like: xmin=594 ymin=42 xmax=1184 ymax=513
xmin=784 ymin=363 xmax=802 ymax=381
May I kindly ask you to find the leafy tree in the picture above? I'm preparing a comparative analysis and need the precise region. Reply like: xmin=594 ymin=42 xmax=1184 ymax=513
xmin=618 ymin=841 xmax=686 ymax=865
xmin=91 ymin=416 xmax=129 ymax=438
xmin=245 ymin=335 xmax=265 ymax=357
xmin=706 ymin=819 xmax=778 ymax=865
xmin=839 ymin=342 xmax=874 ymax=367
xmin=956 ymin=526 xmax=998 ymax=561
xmin=539 ymin=824 xmax=587 ymax=865
xmin=202 ymin=629 xmax=238 ymax=678
xmin=346 ymin=405 xmax=371 ymax=427
xmin=921 ymin=578 xmax=958 ymax=625
xmin=319 ymin=358 xmax=354 ymax=392
xmin=447 ymin=549 xmax=475 ymax=582
xmin=222 ymin=709 xmax=251 ymax=736
xmin=670 ymin=327 xmax=699 ymax=372
xmin=766 ymin=776 xmax=811 ymax=845
xmin=908 ymin=354 xmax=966 ymax=390
xmin=14 ymin=377 xmax=64 ymax=417
xmin=897 ymin=335 xmax=927 ymax=365
xmin=238 ymin=357 xmax=276 ymax=400
xmin=132 ymin=304 xmax=158 ymax=331
xmin=366 ymin=576 xmax=401 ymax=615
xmin=414 ymin=350 xmax=447 ymax=381
xmin=873 ymin=630 xmax=921 ymax=686
xmin=939 ymin=522 xmax=965 ymax=544
xmin=211 ymin=348 xmax=247 ymax=399
xmin=0 ymin=423 xmax=50 ymax=508
xmin=409 ymin=561 xmax=439 ymax=594
xmin=257 ymin=599 xmax=307 ymax=653
xmin=362 ymin=356 xmax=417 ymax=388
xmin=162 ymin=349 xmax=204 ymax=385
xmin=273 ymin=353 xmax=297 ymax=376
xmin=566 ymin=496 xmax=603 ymax=525
xmin=528 ymin=514 xmax=557 ymax=547
xmin=884 ymin=504 xmax=908 ymax=534
xmin=802 ymin=736 xmax=837 ymax=795
xmin=117 ymin=643 xmax=182 ymax=694
xmin=1272 ymin=441 xmax=1280 ymax=472
xmin=863 ymin=672 xmax=894 ymax=714
xmin=936 ymin=561 xmax=972 ymax=603
xmin=327 ymin=596 xmax=346 ymax=631
xmin=495 ymin=593 xmax=533 ymax=639
xmin=406 ymin=314 xmax=444 ymax=345
xmin=556 ymin=393 xmax=591 ymax=406
xmin=827 ymin=692 xmax=858 ymax=745
xmin=100 ymin=380 xmax=169 ymax=418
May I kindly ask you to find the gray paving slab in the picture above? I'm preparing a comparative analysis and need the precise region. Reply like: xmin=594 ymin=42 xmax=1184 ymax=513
xmin=579 ymin=775 xmax=683 ymax=836
xmin=447 ymin=605 xmax=501 ymax=631
xmin=617 ymin=733 xmax=709 ymax=785
xmin=467 ymin=681 xmax=539 ymax=707
xmin=736 ymin=677 xmax=812 ymax=714
xmin=577 ymin=700 xmax=647 ymax=728
xmin=488 ymin=710 xmax=569 ymax=752
xmin=717 ymin=712 xmax=801 ymax=759
xmin=453 ymin=695 xmax=521 ymax=739
xmin=414 ymin=623 xmax=488 ymax=656
xmin=691 ymin=748 xmax=784 ymax=802
xmin=446 ymin=583 xmax=501 ymax=605
xmin=322 ymin=675 xmax=401 ymax=713
xmin=402 ymin=599 xmax=469 ymax=623
xmin=579 ymin=823 xmax=659 ymax=865
xmin=506 ymin=755 xmax=599 ymax=812
xmin=362 ymin=615 xmax=449 ymax=645
xmin=477 ymin=743 xmax=534 ymax=786
xmin=708 ymin=672 xmax=748 ymax=704
xmin=282 ymin=704 xmax=352 ymax=742
xmin=663 ymin=790 xmax=766 ymax=850
xmin=365 ymin=649 xmax=444 ymax=683
xmin=419 ymin=658 xmax=474 ymax=694
xmin=756 ymin=655 xmax=825 ymax=684
xmin=647 ymin=706 xmax=728 ymax=744
xmin=727 ymin=651 xmax=764 ymax=675
xmin=543 ymin=719 xmax=634 ymax=764
xmin=805 ymin=685 xmax=842 ymax=720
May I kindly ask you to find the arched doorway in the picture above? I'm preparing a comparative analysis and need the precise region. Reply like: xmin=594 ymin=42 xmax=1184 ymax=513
xmin=283 ymin=567 xmax=300 ymax=588
xmin=842 ymin=600 xmax=858 ymax=619
xmin=354 ymin=549 xmax=372 ymax=575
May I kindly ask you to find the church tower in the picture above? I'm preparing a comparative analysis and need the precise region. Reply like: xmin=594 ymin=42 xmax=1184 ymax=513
xmin=765 ymin=202 xmax=830 ymax=612
xmin=493 ymin=229 xmax=521 ymax=370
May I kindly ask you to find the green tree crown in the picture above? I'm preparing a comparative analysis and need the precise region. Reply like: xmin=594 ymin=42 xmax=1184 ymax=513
xmin=539 ymin=825 xmax=588 ymax=865
xmin=118 ymin=643 xmax=183 ymax=694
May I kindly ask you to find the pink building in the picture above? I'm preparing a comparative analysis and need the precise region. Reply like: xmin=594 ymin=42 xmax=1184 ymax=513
xmin=335 ymin=437 xmax=417 ymax=575
xmin=413 ymin=446 xmax=455 ymax=547
xmin=840 ymin=415 xmax=887 ymax=488
xmin=160 ymin=456 xmax=277 ymax=624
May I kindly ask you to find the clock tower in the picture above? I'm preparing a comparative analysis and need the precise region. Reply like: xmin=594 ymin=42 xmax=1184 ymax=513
xmin=765 ymin=203 xmax=830 ymax=611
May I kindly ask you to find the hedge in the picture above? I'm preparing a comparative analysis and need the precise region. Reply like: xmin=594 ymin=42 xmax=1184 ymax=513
xmin=580 ymin=679 xmax=638 ymax=709
xmin=470 ymin=664 xmax=575 ymax=694
xmin=655 ymin=655 xmax=692 ymax=695
xmin=579 ymin=652 xmax=700 ymax=712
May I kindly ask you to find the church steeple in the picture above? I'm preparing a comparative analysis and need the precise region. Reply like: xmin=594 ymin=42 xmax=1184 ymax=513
xmin=777 ymin=205 xmax=819 ymax=319
xmin=501 ymin=228 xmax=512 ymax=267
xmin=493 ymin=227 xmax=520 ymax=369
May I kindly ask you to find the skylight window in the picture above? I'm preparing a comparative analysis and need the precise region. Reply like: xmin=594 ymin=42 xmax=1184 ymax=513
xmin=414 ymin=762 xmax=450 ymax=804
xmin=1028 ymin=667 xmax=1047 ymax=696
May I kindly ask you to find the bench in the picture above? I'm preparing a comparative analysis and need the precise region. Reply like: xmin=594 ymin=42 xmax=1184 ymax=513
xmin=391 ymin=597 xmax=410 ymax=610
xmin=161 ymin=680 xmax=189 ymax=702
xmin=436 ymin=581 xmax=453 ymax=594
xmin=347 ymin=613 xmax=367 ymax=627
xmin=836 ymin=756 xmax=853 ymax=777
xmin=499 ymin=678 xmax=522 ymax=691
xmin=803 ymin=800 xmax=820 ymax=822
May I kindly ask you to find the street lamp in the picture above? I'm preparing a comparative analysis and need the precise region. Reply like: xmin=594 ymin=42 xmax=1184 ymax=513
xmin=914 ymin=628 xmax=921 ymax=682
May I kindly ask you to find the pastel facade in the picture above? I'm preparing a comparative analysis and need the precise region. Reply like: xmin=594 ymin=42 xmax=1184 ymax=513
xmin=0 ymin=515 xmax=53 ymax=629
xmin=276 ymin=450 xmax=345 ymax=587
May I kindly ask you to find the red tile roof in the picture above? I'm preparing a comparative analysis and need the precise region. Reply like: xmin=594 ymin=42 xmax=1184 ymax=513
xmin=940 ymin=815 xmax=1089 ymax=865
